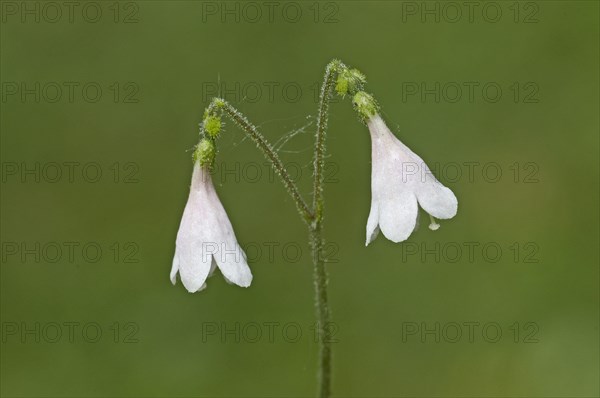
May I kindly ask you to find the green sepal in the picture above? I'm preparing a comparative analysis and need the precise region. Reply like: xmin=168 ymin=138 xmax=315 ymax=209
xmin=193 ymin=138 xmax=216 ymax=169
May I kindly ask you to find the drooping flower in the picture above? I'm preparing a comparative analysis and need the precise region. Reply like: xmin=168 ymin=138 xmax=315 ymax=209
xmin=171 ymin=159 xmax=252 ymax=292
xmin=363 ymin=111 xmax=458 ymax=245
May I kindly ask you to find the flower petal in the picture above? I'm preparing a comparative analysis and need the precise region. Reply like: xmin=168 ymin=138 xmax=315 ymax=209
xmin=365 ymin=201 xmax=380 ymax=246
xmin=172 ymin=165 xmax=215 ymax=293
xmin=205 ymin=176 xmax=253 ymax=288
xmin=212 ymin=241 xmax=253 ymax=288
xmin=170 ymin=253 xmax=180 ymax=285
xmin=415 ymin=179 xmax=458 ymax=219
xmin=378 ymin=190 xmax=418 ymax=243
xmin=176 ymin=241 xmax=213 ymax=293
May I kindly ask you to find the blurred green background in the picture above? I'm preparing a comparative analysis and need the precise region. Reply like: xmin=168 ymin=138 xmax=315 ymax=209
xmin=1 ymin=1 xmax=598 ymax=397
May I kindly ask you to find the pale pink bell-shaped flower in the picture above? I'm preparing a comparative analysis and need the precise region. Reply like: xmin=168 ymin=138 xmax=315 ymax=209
xmin=171 ymin=162 xmax=252 ymax=292
xmin=366 ymin=114 xmax=458 ymax=245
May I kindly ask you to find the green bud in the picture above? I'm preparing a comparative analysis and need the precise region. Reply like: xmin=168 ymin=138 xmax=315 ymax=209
xmin=335 ymin=76 xmax=349 ymax=98
xmin=336 ymin=68 xmax=367 ymax=97
xmin=203 ymin=98 xmax=224 ymax=121
xmin=194 ymin=138 xmax=216 ymax=169
xmin=203 ymin=115 xmax=222 ymax=138
xmin=352 ymin=91 xmax=379 ymax=121
xmin=213 ymin=98 xmax=225 ymax=108
xmin=329 ymin=59 xmax=342 ymax=71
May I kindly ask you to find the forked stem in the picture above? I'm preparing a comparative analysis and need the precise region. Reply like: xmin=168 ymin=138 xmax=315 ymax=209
xmin=203 ymin=60 xmax=345 ymax=398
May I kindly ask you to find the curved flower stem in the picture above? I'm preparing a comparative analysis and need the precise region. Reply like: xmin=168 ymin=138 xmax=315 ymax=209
xmin=312 ymin=60 xmax=342 ymax=223
xmin=310 ymin=59 xmax=343 ymax=398
xmin=213 ymin=99 xmax=314 ymax=223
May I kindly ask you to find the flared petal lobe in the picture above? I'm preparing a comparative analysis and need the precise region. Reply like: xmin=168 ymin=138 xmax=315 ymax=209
xmin=414 ymin=179 xmax=457 ymax=220
xmin=377 ymin=190 xmax=418 ymax=243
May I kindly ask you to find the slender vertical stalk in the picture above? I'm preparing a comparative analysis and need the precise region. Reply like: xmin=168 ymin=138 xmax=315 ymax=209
xmin=310 ymin=224 xmax=331 ymax=398
xmin=310 ymin=60 xmax=340 ymax=398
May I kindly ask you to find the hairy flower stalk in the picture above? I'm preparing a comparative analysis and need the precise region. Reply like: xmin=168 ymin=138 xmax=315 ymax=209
xmin=310 ymin=59 xmax=343 ymax=398
xmin=172 ymin=59 xmax=457 ymax=398
xmin=215 ymin=99 xmax=313 ymax=223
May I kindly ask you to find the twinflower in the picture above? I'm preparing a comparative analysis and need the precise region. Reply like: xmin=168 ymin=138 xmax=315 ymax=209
xmin=353 ymin=93 xmax=458 ymax=244
xmin=171 ymin=141 xmax=252 ymax=292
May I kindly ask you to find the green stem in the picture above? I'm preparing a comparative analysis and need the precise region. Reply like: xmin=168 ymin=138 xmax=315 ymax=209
xmin=205 ymin=59 xmax=345 ymax=398
xmin=310 ymin=224 xmax=332 ymax=398
xmin=312 ymin=60 xmax=341 ymax=223
xmin=214 ymin=99 xmax=314 ymax=223
xmin=310 ymin=60 xmax=341 ymax=398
